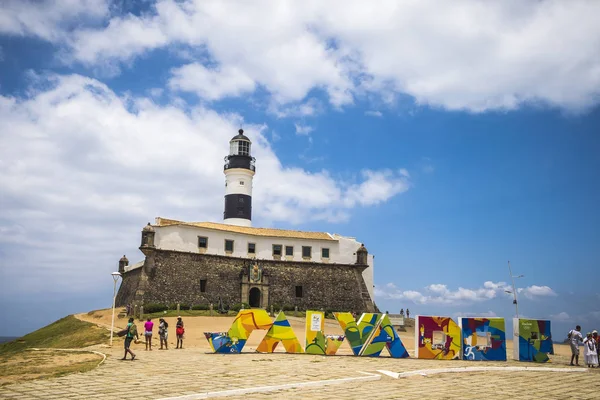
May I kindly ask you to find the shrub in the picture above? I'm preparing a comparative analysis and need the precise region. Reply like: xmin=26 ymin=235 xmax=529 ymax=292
xmin=230 ymin=303 xmax=242 ymax=312
xmin=282 ymin=304 xmax=295 ymax=312
xmin=167 ymin=303 xmax=190 ymax=311
xmin=192 ymin=304 xmax=209 ymax=311
xmin=143 ymin=303 xmax=168 ymax=313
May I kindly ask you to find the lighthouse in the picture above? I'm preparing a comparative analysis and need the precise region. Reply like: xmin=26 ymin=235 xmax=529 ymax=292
xmin=223 ymin=129 xmax=255 ymax=226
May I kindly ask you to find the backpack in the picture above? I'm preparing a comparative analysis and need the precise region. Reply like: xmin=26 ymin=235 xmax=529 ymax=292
xmin=176 ymin=326 xmax=185 ymax=336
xmin=129 ymin=323 xmax=138 ymax=337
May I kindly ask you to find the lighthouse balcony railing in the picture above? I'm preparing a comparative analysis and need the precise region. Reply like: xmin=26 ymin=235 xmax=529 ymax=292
xmin=224 ymin=156 xmax=256 ymax=172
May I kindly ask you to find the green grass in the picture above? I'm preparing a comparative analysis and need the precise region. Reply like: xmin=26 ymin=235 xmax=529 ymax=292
xmin=0 ymin=315 xmax=109 ymax=356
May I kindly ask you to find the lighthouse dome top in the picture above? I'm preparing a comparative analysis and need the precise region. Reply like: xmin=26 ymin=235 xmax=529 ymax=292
xmin=228 ymin=129 xmax=252 ymax=157
xmin=230 ymin=129 xmax=251 ymax=143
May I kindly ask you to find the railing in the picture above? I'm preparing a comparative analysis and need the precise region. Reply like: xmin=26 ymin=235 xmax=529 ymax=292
xmin=224 ymin=156 xmax=256 ymax=172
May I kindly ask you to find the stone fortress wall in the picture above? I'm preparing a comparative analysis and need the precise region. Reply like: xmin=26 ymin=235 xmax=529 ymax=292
xmin=116 ymin=249 xmax=375 ymax=313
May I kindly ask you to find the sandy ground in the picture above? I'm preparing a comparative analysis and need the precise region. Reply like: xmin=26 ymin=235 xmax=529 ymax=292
xmin=77 ymin=308 xmax=573 ymax=361
xmin=0 ymin=350 xmax=102 ymax=386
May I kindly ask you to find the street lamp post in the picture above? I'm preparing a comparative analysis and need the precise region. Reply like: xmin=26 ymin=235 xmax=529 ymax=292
xmin=109 ymin=272 xmax=122 ymax=347
xmin=506 ymin=261 xmax=524 ymax=319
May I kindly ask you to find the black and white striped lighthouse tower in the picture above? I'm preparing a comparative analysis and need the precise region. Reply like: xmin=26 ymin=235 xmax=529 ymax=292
xmin=223 ymin=129 xmax=256 ymax=226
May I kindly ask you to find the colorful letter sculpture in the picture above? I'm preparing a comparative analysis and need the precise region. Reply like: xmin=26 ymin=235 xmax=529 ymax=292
xmin=334 ymin=312 xmax=379 ymax=355
xmin=513 ymin=318 xmax=553 ymax=363
xmin=334 ymin=312 xmax=409 ymax=358
xmin=459 ymin=318 xmax=507 ymax=361
xmin=204 ymin=310 xmax=555 ymax=363
xmin=256 ymin=312 xmax=304 ymax=353
xmin=305 ymin=311 xmax=326 ymax=354
xmin=204 ymin=332 xmax=232 ymax=353
xmin=360 ymin=314 xmax=410 ymax=358
xmin=415 ymin=316 xmax=461 ymax=359
xmin=334 ymin=312 xmax=365 ymax=355
xmin=325 ymin=335 xmax=345 ymax=355
xmin=204 ymin=309 xmax=272 ymax=353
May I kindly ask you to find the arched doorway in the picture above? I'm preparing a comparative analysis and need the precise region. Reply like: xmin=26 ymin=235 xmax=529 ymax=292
xmin=249 ymin=287 xmax=261 ymax=308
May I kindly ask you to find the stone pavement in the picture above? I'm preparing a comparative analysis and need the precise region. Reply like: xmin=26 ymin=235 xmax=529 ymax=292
xmin=1 ymin=345 xmax=598 ymax=399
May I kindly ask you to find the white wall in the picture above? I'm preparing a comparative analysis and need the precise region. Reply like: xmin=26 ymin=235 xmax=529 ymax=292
xmin=224 ymin=168 xmax=254 ymax=196
xmin=336 ymin=235 xmax=374 ymax=302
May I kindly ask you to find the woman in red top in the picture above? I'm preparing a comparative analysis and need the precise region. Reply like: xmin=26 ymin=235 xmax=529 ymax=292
xmin=144 ymin=318 xmax=154 ymax=351
xmin=176 ymin=317 xmax=184 ymax=349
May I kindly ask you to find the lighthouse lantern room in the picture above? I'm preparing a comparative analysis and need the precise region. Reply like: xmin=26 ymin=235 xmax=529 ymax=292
xmin=223 ymin=129 xmax=255 ymax=227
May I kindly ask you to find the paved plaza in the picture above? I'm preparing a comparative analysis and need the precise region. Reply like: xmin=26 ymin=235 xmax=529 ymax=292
xmin=1 ymin=344 xmax=598 ymax=399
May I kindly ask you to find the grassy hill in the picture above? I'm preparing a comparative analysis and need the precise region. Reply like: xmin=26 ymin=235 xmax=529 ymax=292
xmin=0 ymin=315 xmax=109 ymax=356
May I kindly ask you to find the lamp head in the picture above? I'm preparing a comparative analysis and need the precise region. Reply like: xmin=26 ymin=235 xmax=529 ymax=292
xmin=111 ymin=272 xmax=122 ymax=277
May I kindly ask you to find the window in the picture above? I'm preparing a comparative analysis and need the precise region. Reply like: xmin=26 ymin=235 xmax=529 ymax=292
xmin=230 ymin=140 xmax=251 ymax=156
xmin=225 ymin=239 xmax=234 ymax=252
xmin=238 ymin=197 xmax=244 ymax=203
xmin=248 ymin=243 xmax=256 ymax=254
xmin=198 ymin=236 xmax=208 ymax=248
xmin=239 ymin=180 xmax=245 ymax=186
xmin=302 ymin=246 xmax=312 ymax=258
xmin=238 ymin=141 xmax=250 ymax=156
xmin=200 ymin=279 xmax=207 ymax=292
xmin=295 ymin=285 xmax=303 ymax=298
xmin=432 ymin=331 xmax=447 ymax=350
xmin=321 ymin=248 xmax=330 ymax=258
xmin=285 ymin=246 xmax=294 ymax=256
xmin=273 ymin=244 xmax=282 ymax=256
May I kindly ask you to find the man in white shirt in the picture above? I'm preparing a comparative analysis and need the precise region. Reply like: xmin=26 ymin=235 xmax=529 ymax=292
xmin=569 ymin=325 xmax=583 ymax=366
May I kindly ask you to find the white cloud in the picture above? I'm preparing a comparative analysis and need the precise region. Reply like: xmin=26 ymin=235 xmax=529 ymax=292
xmin=169 ymin=63 xmax=256 ymax=100
xmin=33 ymin=0 xmax=600 ymax=112
xmin=549 ymin=312 xmax=571 ymax=322
xmin=344 ymin=169 xmax=410 ymax=207
xmin=294 ymin=123 xmax=314 ymax=136
xmin=364 ymin=110 xmax=382 ymax=117
xmin=455 ymin=311 xmax=499 ymax=319
xmin=269 ymin=98 xmax=323 ymax=118
xmin=518 ymin=285 xmax=557 ymax=299
xmin=375 ymin=280 xmax=558 ymax=306
xmin=0 ymin=73 xmax=411 ymax=294
xmin=0 ymin=0 xmax=109 ymax=42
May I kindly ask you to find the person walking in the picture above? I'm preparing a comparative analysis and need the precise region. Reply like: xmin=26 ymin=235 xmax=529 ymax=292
xmin=176 ymin=316 xmax=185 ymax=349
xmin=158 ymin=318 xmax=169 ymax=350
xmin=568 ymin=325 xmax=584 ymax=366
xmin=583 ymin=332 xmax=598 ymax=368
xmin=144 ymin=318 xmax=154 ymax=351
xmin=122 ymin=317 xmax=138 ymax=361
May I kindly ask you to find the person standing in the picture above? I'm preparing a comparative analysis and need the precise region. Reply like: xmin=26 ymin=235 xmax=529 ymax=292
xmin=583 ymin=332 xmax=598 ymax=368
xmin=594 ymin=330 xmax=599 ymax=360
xmin=568 ymin=325 xmax=584 ymax=366
xmin=176 ymin=316 xmax=185 ymax=349
xmin=144 ymin=318 xmax=154 ymax=351
xmin=122 ymin=317 xmax=138 ymax=361
xmin=406 ymin=309 xmax=410 ymax=319
xmin=159 ymin=318 xmax=169 ymax=350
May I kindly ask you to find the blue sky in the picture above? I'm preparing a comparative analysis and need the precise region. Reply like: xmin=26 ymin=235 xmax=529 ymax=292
xmin=1 ymin=0 xmax=599 ymax=338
